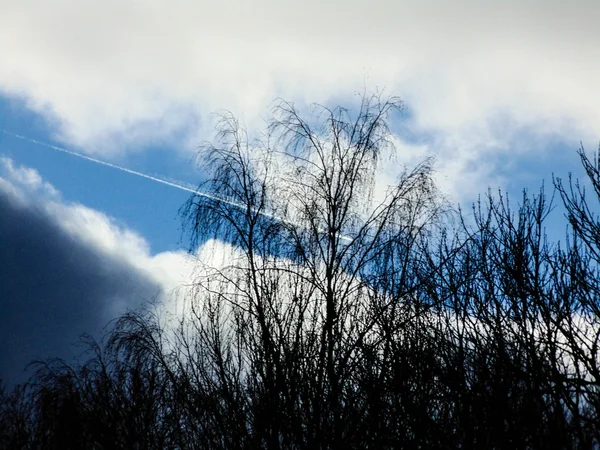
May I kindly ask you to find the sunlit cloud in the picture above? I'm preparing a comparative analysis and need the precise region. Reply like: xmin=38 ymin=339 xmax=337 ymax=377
xmin=1 ymin=1 xmax=598 ymax=202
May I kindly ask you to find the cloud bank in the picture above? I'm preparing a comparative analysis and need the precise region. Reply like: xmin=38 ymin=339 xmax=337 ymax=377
xmin=0 ymin=158 xmax=193 ymax=386
xmin=1 ymin=0 xmax=598 ymax=200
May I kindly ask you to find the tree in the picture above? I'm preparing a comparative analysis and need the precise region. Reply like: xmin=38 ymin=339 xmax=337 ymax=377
xmin=2 ymin=94 xmax=600 ymax=449
xmin=177 ymin=92 xmax=445 ymax=447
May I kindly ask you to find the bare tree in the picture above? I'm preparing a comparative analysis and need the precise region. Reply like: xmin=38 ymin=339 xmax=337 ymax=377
xmin=177 ymin=92 xmax=445 ymax=447
xmin=3 ymin=96 xmax=600 ymax=449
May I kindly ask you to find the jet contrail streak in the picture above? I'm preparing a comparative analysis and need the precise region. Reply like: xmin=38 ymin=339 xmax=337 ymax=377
xmin=0 ymin=129 xmax=351 ymax=240
xmin=0 ymin=129 xmax=246 ymax=210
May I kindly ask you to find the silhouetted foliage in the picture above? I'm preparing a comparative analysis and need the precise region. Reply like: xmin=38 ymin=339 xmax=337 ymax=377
xmin=2 ymin=95 xmax=600 ymax=449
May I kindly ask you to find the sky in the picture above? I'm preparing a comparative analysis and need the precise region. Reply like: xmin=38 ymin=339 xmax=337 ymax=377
xmin=1 ymin=0 xmax=599 ymax=386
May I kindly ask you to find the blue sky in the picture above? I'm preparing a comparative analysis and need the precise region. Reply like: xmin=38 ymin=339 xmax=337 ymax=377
xmin=0 ymin=96 xmax=197 ymax=254
xmin=1 ymin=0 xmax=599 ymax=386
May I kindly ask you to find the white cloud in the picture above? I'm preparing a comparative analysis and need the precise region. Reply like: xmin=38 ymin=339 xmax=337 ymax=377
xmin=0 ymin=0 xmax=598 ymax=201
xmin=0 ymin=156 xmax=59 ymax=199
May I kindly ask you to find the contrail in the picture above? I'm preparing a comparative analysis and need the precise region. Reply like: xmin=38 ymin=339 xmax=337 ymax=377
xmin=0 ymin=129 xmax=351 ymax=240
xmin=0 ymin=129 xmax=243 ymax=209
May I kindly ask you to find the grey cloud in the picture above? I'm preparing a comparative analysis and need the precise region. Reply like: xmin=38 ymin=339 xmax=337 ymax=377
xmin=0 ymin=189 xmax=160 ymax=388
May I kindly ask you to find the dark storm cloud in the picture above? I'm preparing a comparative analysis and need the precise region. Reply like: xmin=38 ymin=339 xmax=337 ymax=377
xmin=0 ymin=190 xmax=160 ymax=387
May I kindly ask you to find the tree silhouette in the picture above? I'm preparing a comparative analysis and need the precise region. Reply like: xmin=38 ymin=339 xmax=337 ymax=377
xmin=2 ymin=95 xmax=600 ymax=449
